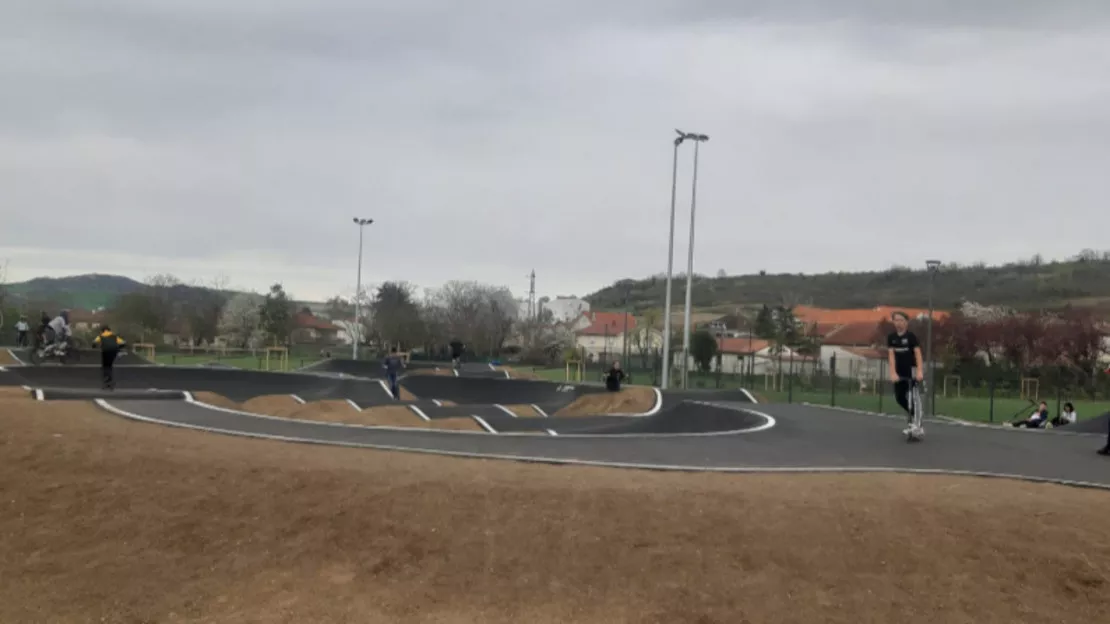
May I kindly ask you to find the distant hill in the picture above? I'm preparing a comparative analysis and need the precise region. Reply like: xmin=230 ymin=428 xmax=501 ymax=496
xmin=1 ymin=273 xmax=327 ymax=313
xmin=3 ymin=274 xmax=146 ymax=310
xmin=586 ymin=253 xmax=1110 ymax=313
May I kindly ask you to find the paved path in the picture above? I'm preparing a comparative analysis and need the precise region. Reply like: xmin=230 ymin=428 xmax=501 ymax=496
xmin=95 ymin=396 xmax=1110 ymax=489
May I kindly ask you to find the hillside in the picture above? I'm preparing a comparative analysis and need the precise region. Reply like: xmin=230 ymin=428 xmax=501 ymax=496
xmin=3 ymin=274 xmax=145 ymax=310
xmin=586 ymin=255 xmax=1110 ymax=313
xmin=1 ymin=273 xmax=325 ymax=313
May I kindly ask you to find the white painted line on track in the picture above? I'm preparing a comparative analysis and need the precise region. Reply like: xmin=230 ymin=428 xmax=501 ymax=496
xmin=6 ymin=348 xmax=26 ymax=365
xmin=798 ymin=402 xmax=1103 ymax=438
xmin=453 ymin=369 xmax=459 ymax=377
xmin=488 ymin=363 xmax=496 ymax=371
xmin=0 ymin=366 xmax=6 ymax=372
xmin=531 ymin=404 xmax=548 ymax=417
xmin=503 ymin=370 xmax=511 ymax=379
xmin=91 ymin=399 xmax=1110 ymax=492
xmin=377 ymin=380 xmax=393 ymax=397
xmin=472 ymin=415 xmax=497 ymax=433
xmin=432 ymin=399 xmax=442 ymax=406
xmin=34 ymin=388 xmax=44 ymax=401
xmin=741 ymin=389 xmax=758 ymax=403
xmin=409 ymin=405 xmax=431 ymax=421
xmin=290 ymin=394 xmax=306 ymax=404
xmin=345 ymin=399 xmax=363 ymax=412
xmin=546 ymin=429 xmax=558 ymax=436
xmin=114 ymin=396 xmax=778 ymax=439
xmin=494 ymin=404 xmax=517 ymax=418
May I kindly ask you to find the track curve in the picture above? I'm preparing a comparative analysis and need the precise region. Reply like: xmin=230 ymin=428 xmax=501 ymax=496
xmin=2 ymin=362 xmax=1108 ymax=489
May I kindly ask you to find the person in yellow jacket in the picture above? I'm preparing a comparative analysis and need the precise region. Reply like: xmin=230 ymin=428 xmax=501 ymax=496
xmin=92 ymin=326 xmax=126 ymax=390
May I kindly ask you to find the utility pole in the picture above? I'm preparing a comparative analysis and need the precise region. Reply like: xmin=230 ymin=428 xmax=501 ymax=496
xmin=527 ymin=269 xmax=536 ymax=321
xmin=352 ymin=217 xmax=373 ymax=360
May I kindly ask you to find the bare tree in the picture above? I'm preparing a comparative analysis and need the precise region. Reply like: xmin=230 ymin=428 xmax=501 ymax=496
xmin=219 ymin=293 xmax=263 ymax=348
xmin=426 ymin=281 xmax=519 ymax=356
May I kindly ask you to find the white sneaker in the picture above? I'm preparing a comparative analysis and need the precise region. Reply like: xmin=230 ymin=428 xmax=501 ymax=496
xmin=912 ymin=426 xmax=925 ymax=438
xmin=902 ymin=426 xmax=913 ymax=436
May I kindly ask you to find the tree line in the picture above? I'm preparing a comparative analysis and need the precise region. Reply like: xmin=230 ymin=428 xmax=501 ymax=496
xmin=586 ymin=250 xmax=1110 ymax=313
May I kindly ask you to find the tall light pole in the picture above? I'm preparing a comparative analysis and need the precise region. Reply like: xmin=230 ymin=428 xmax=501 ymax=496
xmin=660 ymin=130 xmax=688 ymax=389
xmin=679 ymin=132 xmax=709 ymax=389
xmin=352 ymin=217 xmax=373 ymax=360
xmin=924 ymin=259 xmax=941 ymax=416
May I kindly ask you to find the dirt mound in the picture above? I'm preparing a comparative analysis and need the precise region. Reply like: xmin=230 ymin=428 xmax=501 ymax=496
xmin=396 ymin=386 xmax=418 ymax=401
xmin=0 ymin=350 xmax=20 ymax=366
xmin=190 ymin=391 xmax=240 ymax=410
xmin=4 ymin=396 xmax=1110 ymax=623
xmin=242 ymin=395 xmax=300 ymax=414
xmin=501 ymin=403 xmax=543 ymax=417
xmin=189 ymin=395 xmax=483 ymax=432
xmin=555 ymin=386 xmax=657 ymax=417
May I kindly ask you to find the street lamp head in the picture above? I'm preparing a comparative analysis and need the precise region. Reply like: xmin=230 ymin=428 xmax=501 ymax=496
xmin=353 ymin=218 xmax=373 ymax=226
xmin=691 ymin=133 xmax=709 ymax=142
xmin=926 ymin=259 xmax=941 ymax=271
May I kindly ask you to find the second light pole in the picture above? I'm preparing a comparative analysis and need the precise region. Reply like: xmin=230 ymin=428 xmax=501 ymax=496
xmin=352 ymin=217 xmax=373 ymax=360
xmin=679 ymin=132 xmax=709 ymax=389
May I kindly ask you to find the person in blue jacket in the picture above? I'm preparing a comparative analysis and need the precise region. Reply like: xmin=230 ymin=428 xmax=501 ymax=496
xmin=383 ymin=347 xmax=405 ymax=399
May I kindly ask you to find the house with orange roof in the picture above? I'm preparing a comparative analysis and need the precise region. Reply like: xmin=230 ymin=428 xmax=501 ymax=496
xmin=292 ymin=310 xmax=341 ymax=344
xmin=574 ymin=311 xmax=655 ymax=361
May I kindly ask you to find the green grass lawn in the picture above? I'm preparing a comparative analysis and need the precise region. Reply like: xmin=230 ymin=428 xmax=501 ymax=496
xmin=760 ymin=389 xmax=1110 ymax=424
xmin=153 ymin=353 xmax=322 ymax=371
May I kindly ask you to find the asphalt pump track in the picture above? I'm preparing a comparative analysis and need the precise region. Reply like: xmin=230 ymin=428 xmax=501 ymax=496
xmin=2 ymin=359 xmax=1109 ymax=489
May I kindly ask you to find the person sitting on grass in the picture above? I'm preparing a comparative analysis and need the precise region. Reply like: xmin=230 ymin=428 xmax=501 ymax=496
xmin=1010 ymin=401 xmax=1049 ymax=428
xmin=604 ymin=360 xmax=626 ymax=392
xmin=1048 ymin=402 xmax=1077 ymax=428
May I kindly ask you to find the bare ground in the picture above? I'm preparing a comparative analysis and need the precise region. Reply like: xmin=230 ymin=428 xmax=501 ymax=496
xmin=190 ymin=392 xmax=481 ymax=432
xmin=499 ymin=403 xmax=543 ymax=417
xmin=0 ymin=349 xmax=20 ymax=365
xmin=2 ymin=397 xmax=1109 ymax=623
xmin=555 ymin=386 xmax=658 ymax=416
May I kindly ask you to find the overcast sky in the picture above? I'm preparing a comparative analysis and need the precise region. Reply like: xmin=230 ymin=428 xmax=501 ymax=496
xmin=3 ymin=0 xmax=1109 ymax=302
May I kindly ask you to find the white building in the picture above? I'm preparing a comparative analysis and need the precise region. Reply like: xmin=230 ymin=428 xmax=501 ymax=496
xmin=542 ymin=297 xmax=590 ymax=323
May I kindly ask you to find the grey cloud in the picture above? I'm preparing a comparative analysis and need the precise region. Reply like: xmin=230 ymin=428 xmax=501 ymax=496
xmin=3 ymin=1 xmax=1110 ymax=300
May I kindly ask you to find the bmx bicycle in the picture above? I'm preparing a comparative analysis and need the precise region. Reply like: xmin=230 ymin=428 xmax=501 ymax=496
xmin=28 ymin=335 xmax=80 ymax=365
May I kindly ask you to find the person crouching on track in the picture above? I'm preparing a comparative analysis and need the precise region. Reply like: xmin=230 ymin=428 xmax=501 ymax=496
xmin=887 ymin=311 xmax=924 ymax=437
xmin=383 ymin=347 xmax=405 ymax=399
xmin=604 ymin=360 xmax=626 ymax=392
xmin=93 ymin=325 xmax=126 ymax=390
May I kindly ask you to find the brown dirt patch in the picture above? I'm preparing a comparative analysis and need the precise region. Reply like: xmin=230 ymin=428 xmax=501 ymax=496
xmin=281 ymin=404 xmax=480 ymax=432
xmin=555 ymin=386 xmax=658 ymax=416
xmin=397 ymin=386 xmax=418 ymax=401
xmin=2 ymin=398 xmax=1110 ymax=623
xmin=0 ymin=349 xmax=20 ymax=366
xmin=241 ymin=394 xmax=300 ymax=414
xmin=501 ymin=403 xmax=543 ymax=417
xmin=189 ymin=393 xmax=480 ymax=432
xmin=0 ymin=386 xmax=31 ymax=400
xmin=436 ymin=400 xmax=457 ymax=407
xmin=190 ymin=391 xmax=241 ymax=410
